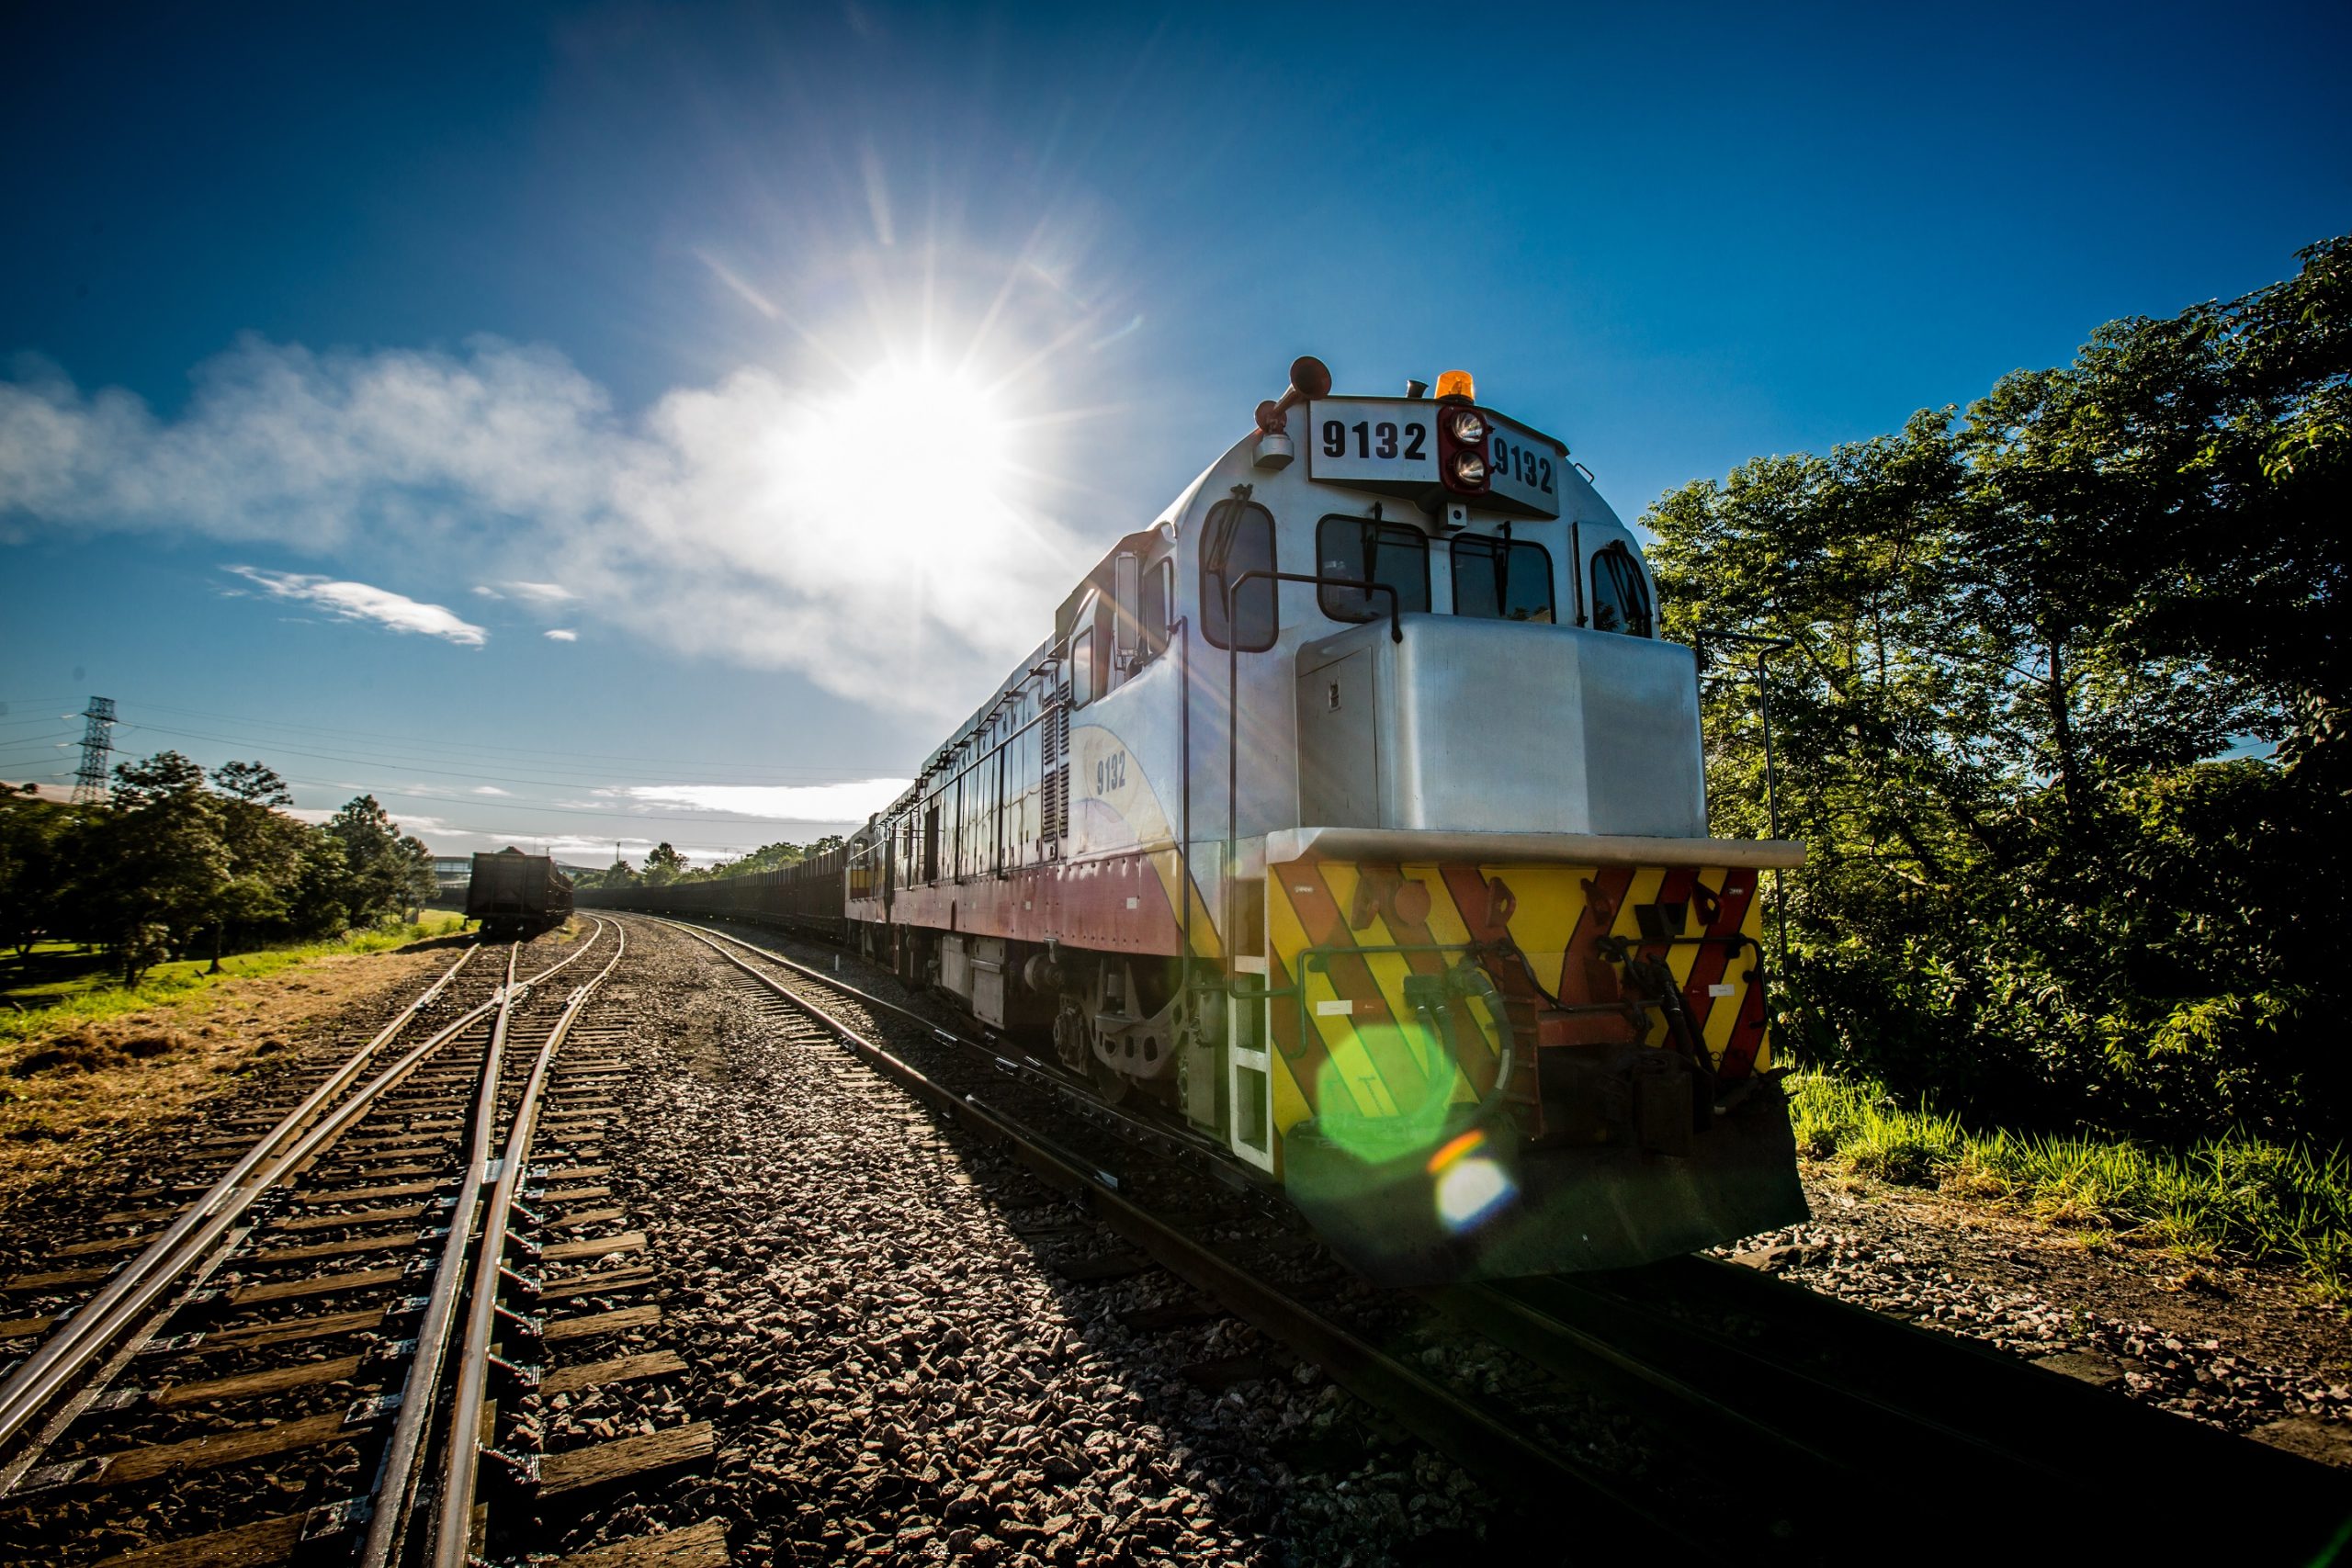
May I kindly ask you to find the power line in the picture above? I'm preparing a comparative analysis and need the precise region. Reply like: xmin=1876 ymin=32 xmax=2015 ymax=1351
xmin=270 ymin=774 xmax=879 ymax=832
xmin=116 ymin=696 xmax=906 ymax=780
xmin=113 ymin=719 xmax=905 ymax=797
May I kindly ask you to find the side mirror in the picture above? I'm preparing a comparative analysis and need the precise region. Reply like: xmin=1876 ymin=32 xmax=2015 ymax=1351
xmin=1113 ymin=551 xmax=1141 ymax=668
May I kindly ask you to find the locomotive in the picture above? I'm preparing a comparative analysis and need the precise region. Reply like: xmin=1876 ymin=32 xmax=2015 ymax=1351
xmin=585 ymin=360 xmax=1808 ymax=1283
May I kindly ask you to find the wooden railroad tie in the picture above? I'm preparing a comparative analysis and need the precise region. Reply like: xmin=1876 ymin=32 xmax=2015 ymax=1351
xmin=539 ymin=1421 xmax=717 ymax=1497
xmin=248 ymin=1228 xmax=422 ymax=1267
xmin=543 ymin=1303 xmax=662 ymax=1343
xmin=554 ymin=1517 xmax=729 ymax=1567
xmin=543 ymin=1349 xmax=687 ymax=1398
xmin=171 ymin=1306 xmax=386 ymax=1355
xmin=543 ymin=1231 xmax=645 ymax=1264
xmin=148 ymin=1353 xmax=368 ymax=1408
xmin=271 ymin=1202 xmax=430 ymax=1234
xmin=541 ymin=1266 xmax=657 ymax=1303
xmin=227 ymin=1264 xmax=404 ymax=1308
xmin=290 ymin=1179 xmax=443 ymax=1205
xmin=94 ymin=1510 xmax=305 ymax=1568
xmin=3 ymin=1264 xmax=116 ymax=1292
xmin=28 ymin=1407 xmax=367 ymax=1493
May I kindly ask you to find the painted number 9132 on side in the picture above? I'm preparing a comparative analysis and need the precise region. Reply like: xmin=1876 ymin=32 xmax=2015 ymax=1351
xmin=1319 ymin=418 xmax=1429 ymax=463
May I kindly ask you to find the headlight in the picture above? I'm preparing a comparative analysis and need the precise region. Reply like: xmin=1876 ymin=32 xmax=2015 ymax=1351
xmin=1446 ymin=409 xmax=1487 ymax=445
xmin=1451 ymin=452 xmax=1487 ymax=487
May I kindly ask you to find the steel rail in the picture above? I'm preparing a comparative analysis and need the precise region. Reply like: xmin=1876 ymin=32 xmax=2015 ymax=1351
xmin=656 ymin=917 xmax=1271 ymax=1210
xmin=358 ymin=939 xmax=523 ymax=1568
xmin=0 ymin=941 xmax=480 ymax=1453
xmin=662 ymin=918 xmax=2352 ymax=1562
xmin=1548 ymin=1258 xmax=2352 ymax=1559
xmin=666 ymin=919 xmax=1708 ymax=1558
xmin=0 ymin=923 xmax=610 ymax=1472
xmin=430 ymin=920 xmax=630 ymax=1568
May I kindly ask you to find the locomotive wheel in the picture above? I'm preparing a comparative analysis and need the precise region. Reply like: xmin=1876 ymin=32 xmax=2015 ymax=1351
xmin=1091 ymin=1058 xmax=1133 ymax=1106
xmin=1051 ymin=998 xmax=1091 ymax=1075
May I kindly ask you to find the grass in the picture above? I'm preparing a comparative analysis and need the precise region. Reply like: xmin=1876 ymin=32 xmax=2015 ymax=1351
xmin=0 ymin=914 xmax=466 ymax=1047
xmin=1788 ymin=1072 xmax=2352 ymax=1303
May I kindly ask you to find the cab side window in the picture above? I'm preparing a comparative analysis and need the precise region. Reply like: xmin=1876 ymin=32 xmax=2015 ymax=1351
xmin=1070 ymin=631 xmax=1097 ymax=705
xmin=1452 ymin=535 xmax=1555 ymax=623
xmin=1201 ymin=500 xmax=1278 ymax=651
xmin=1070 ymin=591 xmax=1106 ymax=705
xmin=1138 ymin=557 xmax=1173 ymax=660
xmin=1317 ymin=515 xmax=1430 ymax=623
xmin=1589 ymin=543 xmax=1653 ymax=637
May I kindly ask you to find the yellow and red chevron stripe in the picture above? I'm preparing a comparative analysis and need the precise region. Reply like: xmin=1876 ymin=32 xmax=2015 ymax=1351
xmin=1263 ymin=853 xmax=1771 ymax=1142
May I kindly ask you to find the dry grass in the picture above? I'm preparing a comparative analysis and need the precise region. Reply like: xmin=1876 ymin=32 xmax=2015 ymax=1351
xmin=0 ymin=946 xmax=453 ymax=1214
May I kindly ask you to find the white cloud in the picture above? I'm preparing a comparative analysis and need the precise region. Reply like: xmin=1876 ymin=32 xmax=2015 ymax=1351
xmin=544 ymin=627 xmax=578 ymax=642
xmin=472 ymin=785 xmax=512 ymax=795
xmin=0 ymin=335 xmax=1098 ymax=711
xmin=618 ymin=778 xmax=910 ymax=822
xmin=227 ymin=567 xmax=488 ymax=646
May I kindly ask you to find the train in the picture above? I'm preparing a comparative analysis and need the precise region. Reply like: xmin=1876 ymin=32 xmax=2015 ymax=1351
xmin=465 ymin=849 xmax=575 ymax=940
xmin=584 ymin=359 xmax=1809 ymax=1284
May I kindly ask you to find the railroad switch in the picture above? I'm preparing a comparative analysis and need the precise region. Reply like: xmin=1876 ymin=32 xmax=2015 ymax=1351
xmin=493 ymin=1304 xmax=544 ymax=1341
xmin=481 ymin=1443 xmax=544 ymax=1490
xmin=345 ymin=1392 xmax=402 ymax=1426
xmin=300 ymin=1495 xmax=374 ymax=1540
xmin=487 ymin=1351 xmax=542 ymax=1392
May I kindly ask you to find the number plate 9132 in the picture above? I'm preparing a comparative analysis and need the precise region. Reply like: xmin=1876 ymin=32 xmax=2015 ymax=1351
xmin=1305 ymin=400 xmax=1565 ymax=517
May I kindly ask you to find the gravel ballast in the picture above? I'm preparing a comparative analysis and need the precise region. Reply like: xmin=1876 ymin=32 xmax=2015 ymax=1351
xmin=548 ymin=916 xmax=1505 ymax=1566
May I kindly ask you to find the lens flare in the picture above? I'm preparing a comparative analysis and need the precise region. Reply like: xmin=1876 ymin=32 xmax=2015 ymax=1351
xmin=1428 ymin=1127 xmax=1518 ymax=1233
xmin=1434 ymin=1156 xmax=1516 ymax=1233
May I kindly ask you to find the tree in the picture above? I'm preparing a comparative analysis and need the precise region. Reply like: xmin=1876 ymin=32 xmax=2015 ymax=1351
xmin=82 ymin=751 xmax=230 ymax=981
xmin=398 ymin=835 xmax=436 ymax=921
xmin=211 ymin=760 xmax=293 ymax=806
xmin=1647 ymin=235 xmax=2350 ymax=1142
xmin=642 ymin=842 xmax=687 ymax=886
xmin=0 ymin=794 xmax=73 ymax=955
xmin=324 ymin=795 xmax=413 ymax=927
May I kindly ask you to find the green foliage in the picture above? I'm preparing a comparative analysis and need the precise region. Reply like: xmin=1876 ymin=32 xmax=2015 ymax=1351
xmin=0 ymin=913 xmax=465 ymax=1046
xmin=0 ymin=753 xmax=447 ymax=983
xmin=674 ymin=838 xmax=831 ymax=883
xmin=1790 ymin=1075 xmax=2352 ymax=1300
xmin=1652 ymin=236 xmax=2351 ymax=1145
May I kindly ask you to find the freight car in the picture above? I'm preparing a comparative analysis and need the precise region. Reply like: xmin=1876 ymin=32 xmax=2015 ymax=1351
xmin=610 ymin=845 xmax=848 ymax=947
xmin=465 ymin=849 xmax=574 ymax=940
xmin=585 ymin=359 xmax=1807 ymax=1284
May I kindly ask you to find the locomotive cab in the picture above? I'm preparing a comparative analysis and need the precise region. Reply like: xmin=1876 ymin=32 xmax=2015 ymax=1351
xmin=1170 ymin=364 xmax=1807 ymax=1280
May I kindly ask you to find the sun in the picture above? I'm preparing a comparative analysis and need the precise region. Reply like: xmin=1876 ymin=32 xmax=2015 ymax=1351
xmin=831 ymin=361 xmax=1014 ymax=510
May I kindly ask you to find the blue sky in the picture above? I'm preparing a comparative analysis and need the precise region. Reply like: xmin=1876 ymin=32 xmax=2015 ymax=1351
xmin=4 ymin=1 xmax=2346 ymax=863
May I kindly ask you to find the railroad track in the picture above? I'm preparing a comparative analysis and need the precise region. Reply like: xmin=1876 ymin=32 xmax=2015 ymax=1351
xmin=0 ymin=918 xmax=717 ymax=1568
xmin=658 ymin=913 xmax=2352 ymax=1565
xmin=654 ymin=915 xmax=1713 ymax=1558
